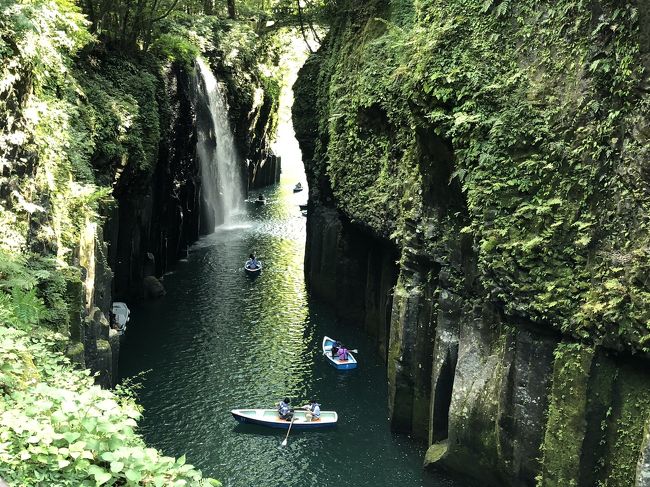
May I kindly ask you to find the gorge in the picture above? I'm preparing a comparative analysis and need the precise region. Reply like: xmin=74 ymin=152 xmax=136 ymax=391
xmin=1 ymin=0 xmax=650 ymax=486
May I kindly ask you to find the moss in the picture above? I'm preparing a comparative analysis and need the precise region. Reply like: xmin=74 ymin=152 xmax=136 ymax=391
xmin=578 ymin=352 xmax=617 ymax=486
xmin=538 ymin=343 xmax=595 ymax=487
xmin=296 ymin=0 xmax=650 ymax=353
xmin=65 ymin=341 xmax=85 ymax=367
xmin=597 ymin=360 xmax=650 ymax=486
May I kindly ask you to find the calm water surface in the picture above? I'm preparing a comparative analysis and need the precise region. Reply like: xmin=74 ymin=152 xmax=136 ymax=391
xmin=120 ymin=70 xmax=471 ymax=486
xmin=119 ymin=179 xmax=470 ymax=486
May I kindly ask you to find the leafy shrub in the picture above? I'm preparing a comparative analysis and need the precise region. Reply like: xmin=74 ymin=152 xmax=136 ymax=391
xmin=150 ymin=34 xmax=200 ymax=70
xmin=0 ymin=326 xmax=220 ymax=486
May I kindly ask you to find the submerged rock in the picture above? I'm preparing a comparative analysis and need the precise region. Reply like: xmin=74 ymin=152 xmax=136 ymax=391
xmin=143 ymin=275 xmax=166 ymax=299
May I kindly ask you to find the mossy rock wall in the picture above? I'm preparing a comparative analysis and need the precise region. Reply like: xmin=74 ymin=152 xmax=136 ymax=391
xmin=294 ymin=0 xmax=650 ymax=485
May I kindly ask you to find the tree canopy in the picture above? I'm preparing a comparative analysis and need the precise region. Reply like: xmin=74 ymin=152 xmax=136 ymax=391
xmin=79 ymin=0 xmax=327 ymax=51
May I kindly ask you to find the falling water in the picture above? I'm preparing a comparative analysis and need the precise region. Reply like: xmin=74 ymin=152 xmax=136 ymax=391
xmin=195 ymin=58 xmax=243 ymax=231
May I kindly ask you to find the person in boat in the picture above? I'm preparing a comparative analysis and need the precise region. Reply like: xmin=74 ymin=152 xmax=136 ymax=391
xmin=303 ymin=399 xmax=321 ymax=422
xmin=338 ymin=346 xmax=349 ymax=361
xmin=108 ymin=310 xmax=117 ymax=330
xmin=278 ymin=397 xmax=294 ymax=421
xmin=246 ymin=253 xmax=260 ymax=269
xmin=330 ymin=341 xmax=341 ymax=359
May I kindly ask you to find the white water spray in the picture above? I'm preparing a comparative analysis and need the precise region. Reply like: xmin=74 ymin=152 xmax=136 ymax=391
xmin=195 ymin=58 xmax=243 ymax=232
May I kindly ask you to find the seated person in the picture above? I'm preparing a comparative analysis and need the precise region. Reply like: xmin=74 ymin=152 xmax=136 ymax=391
xmin=338 ymin=346 xmax=348 ymax=361
xmin=278 ymin=397 xmax=294 ymax=420
xmin=303 ymin=399 xmax=321 ymax=422
xmin=331 ymin=341 xmax=340 ymax=359
xmin=247 ymin=254 xmax=259 ymax=269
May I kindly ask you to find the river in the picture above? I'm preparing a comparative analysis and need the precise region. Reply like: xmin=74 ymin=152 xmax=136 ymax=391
xmin=119 ymin=53 xmax=471 ymax=487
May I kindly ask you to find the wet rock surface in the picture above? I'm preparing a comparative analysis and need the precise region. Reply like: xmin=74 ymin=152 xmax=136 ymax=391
xmin=292 ymin=3 xmax=650 ymax=483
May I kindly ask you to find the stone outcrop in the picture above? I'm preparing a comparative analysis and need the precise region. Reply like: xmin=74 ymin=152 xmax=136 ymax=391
xmin=108 ymin=64 xmax=200 ymax=300
xmin=207 ymin=52 xmax=282 ymax=193
xmin=293 ymin=1 xmax=650 ymax=485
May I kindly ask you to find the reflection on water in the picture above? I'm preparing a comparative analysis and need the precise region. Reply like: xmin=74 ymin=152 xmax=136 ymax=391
xmin=119 ymin=177 xmax=469 ymax=486
xmin=119 ymin=40 xmax=470 ymax=487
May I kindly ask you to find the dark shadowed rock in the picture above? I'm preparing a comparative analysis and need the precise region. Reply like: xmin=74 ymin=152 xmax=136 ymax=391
xmin=143 ymin=275 xmax=166 ymax=298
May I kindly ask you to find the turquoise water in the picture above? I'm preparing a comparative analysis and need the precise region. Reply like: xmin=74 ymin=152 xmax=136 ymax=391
xmin=119 ymin=60 xmax=471 ymax=485
xmin=119 ymin=176 xmax=471 ymax=486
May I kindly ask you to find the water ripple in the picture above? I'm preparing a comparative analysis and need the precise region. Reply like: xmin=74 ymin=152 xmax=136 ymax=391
xmin=120 ymin=174 xmax=469 ymax=487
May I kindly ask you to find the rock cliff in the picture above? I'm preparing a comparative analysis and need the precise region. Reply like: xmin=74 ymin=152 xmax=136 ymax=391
xmin=294 ymin=0 xmax=650 ymax=485
xmin=1 ymin=14 xmax=280 ymax=386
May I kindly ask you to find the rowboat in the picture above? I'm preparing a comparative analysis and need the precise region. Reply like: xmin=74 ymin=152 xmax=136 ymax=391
xmin=255 ymin=196 xmax=266 ymax=205
xmin=293 ymin=183 xmax=303 ymax=193
xmin=322 ymin=336 xmax=357 ymax=370
xmin=244 ymin=260 xmax=262 ymax=275
xmin=111 ymin=302 xmax=130 ymax=336
xmin=231 ymin=408 xmax=337 ymax=429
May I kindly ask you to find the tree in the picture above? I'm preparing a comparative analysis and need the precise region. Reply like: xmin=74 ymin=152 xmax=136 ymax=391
xmin=227 ymin=0 xmax=236 ymax=18
xmin=83 ymin=0 xmax=185 ymax=50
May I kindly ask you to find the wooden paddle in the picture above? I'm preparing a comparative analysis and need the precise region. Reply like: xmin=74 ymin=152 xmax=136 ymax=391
xmin=281 ymin=414 xmax=297 ymax=446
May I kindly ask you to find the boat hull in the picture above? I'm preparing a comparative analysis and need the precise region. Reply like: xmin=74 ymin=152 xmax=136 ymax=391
xmin=322 ymin=336 xmax=357 ymax=370
xmin=244 ymin=260 xmax=262 ymax=275
xmin=231 ymin=409 xmax=337 ymax=430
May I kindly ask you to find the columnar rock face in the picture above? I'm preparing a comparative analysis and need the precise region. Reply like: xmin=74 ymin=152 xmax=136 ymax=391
xmin=212 ymin=56 xmax=281 ymax=193
xmin=79 ymin=56 xmax=278 ymax=384
xmin=293 ymin=0 xmax=650 ymax=485
xmin=108 ymin=64 xmax=200 ymax=299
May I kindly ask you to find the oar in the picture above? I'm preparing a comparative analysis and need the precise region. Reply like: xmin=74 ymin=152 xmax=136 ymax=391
xmin=324 ymin=349 xmax=358 ymax=354
xmin=281 ymin=414 xmax=297 ymax=446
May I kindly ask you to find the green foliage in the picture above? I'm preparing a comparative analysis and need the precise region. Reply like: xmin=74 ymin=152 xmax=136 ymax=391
xmin=301 ymin=0 xmax=650 ymax=352
xmin=0 ymin=250 xmax=47 ymax=330
xmin=151 ymin=34 xmax=201 ymax=69
xmin=0 ymin=326 xmax=220 ymax=486
xmin=75 ymin=53 xmax=164 ymax=184
xmin=539 ymin=343 xmax=594 ymax=487
xmin=0 ymin=4 xmax=284 ymax=486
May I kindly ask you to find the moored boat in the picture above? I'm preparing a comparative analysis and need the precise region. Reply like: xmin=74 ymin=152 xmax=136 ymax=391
xmin=231 ymin=408 xmax=337 ymax=429
xmin=111 ymin=302 xmax=130 ymax=336
xmin=322 ymin=336 xmax=357 ymax=370
xmin=244 ymin=260 xmax=262 ymax=275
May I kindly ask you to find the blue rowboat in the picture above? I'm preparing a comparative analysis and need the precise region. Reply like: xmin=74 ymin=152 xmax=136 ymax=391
xmin=322 ymin=336 xmax=357 ymax=370
xmin=244 ymin=260 xmax=262 ymax=275
xmin=231 ymin=409 xmax=337 ymax=429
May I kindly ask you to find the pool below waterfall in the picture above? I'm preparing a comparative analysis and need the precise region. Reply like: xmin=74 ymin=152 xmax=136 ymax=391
xmin=119 ymin=171 xmax=475 ymax=487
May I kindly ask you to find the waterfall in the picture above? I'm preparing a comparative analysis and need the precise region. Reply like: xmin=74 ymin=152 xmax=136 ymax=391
xmin=195 ymin=58 xmax=243 ymax=232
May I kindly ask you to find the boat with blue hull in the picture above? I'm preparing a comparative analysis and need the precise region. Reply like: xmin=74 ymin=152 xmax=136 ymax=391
xmin=244 ymin=260 xmax=262 ymax=275
xmin=231 ymin=409 xmax=337 ymax=429
xmin=322 ymin=336 xmax=358 ymax=370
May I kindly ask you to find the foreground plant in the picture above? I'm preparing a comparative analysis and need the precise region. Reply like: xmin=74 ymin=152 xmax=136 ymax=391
xmin=0 ymin=326 xmax=219 ymax=486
